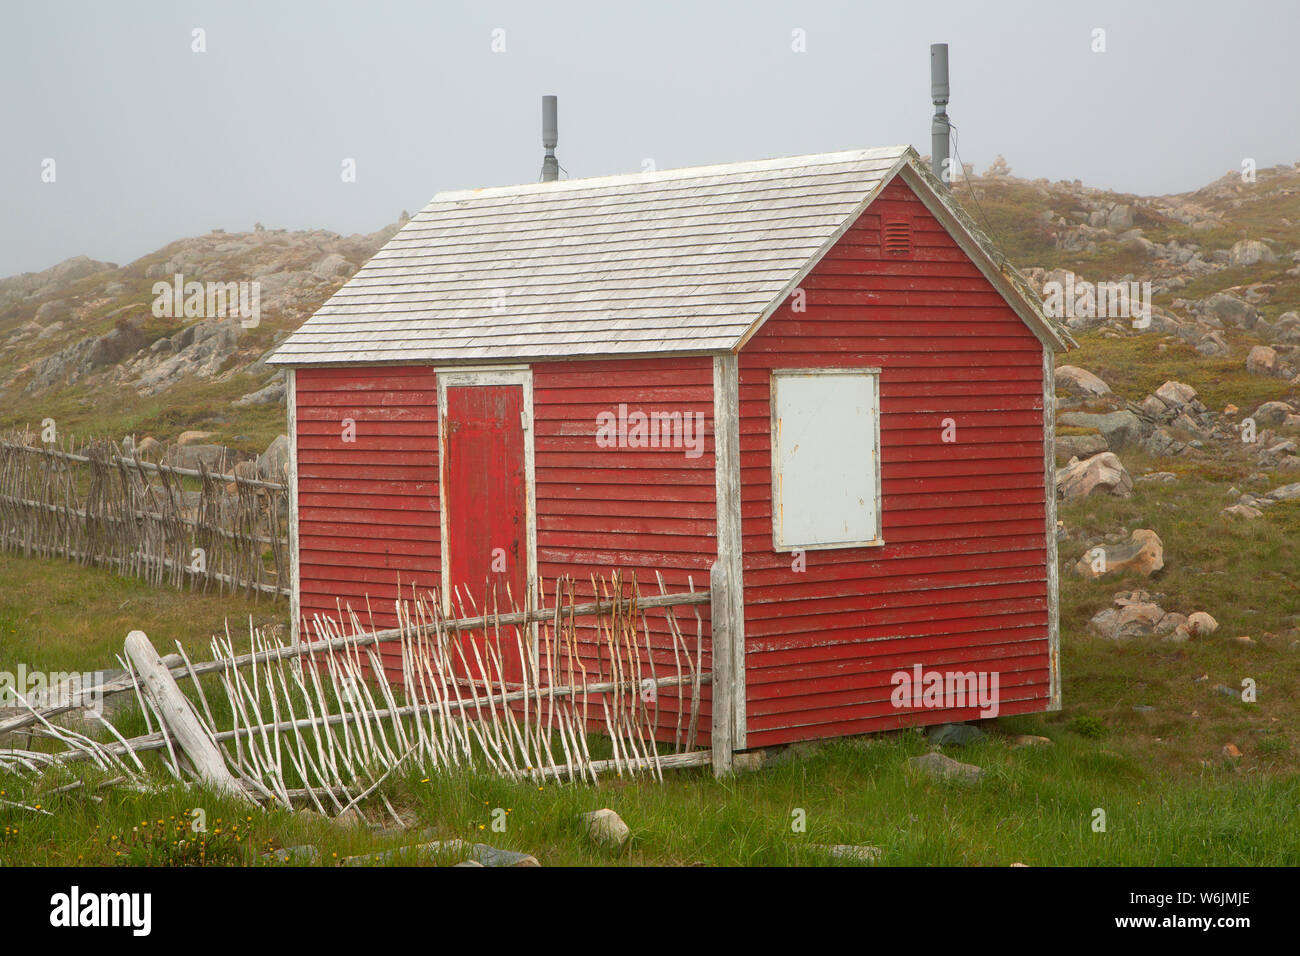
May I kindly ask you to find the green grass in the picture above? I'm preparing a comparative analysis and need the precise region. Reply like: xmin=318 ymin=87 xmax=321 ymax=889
xmin=0 ymin=553 xmax=281 ymax=671
xmin=1055 ymin=450 xmax=1300 ymax=779
xmin=1 ymin=551 xmax=1298 ymax=866
xmin=1062 ymin=329 xmax=1296 ymax=412
xmin=2 ymin=733 xmax=1296 ymax=866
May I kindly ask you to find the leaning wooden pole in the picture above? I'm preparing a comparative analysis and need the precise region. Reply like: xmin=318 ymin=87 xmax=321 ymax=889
xmin=123 ymin=629 xmax=253 ymax=802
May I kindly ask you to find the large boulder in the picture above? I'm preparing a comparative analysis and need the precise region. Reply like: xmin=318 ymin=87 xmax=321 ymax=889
xmin=1089 ymin=601 xmax=1167 ymax=640
xmin=23 ymin=321 xmax=149 ymax=394
xmin=1270 ymin=312 xmax=1300 ymax=344
xmin=907 ymin=752 xmax=983 ymax=783
xmin=1265 ymin=482 xmax=1300 ymax=502
xmin=1055 ymin=365 xmax=1111 ymax=399
xmin=163 ymin=443 xmax=237 ymax=473
xmin=1196 ymin=331 xmax=1230 ymax=356
xmin=312 ymin=253 xmax=353 ymax=280
xmin=1251 ymin=401 xmax=1295 ymax=426
xmin=1194 ymin=292 xmax=1259 ymax=330
xmin=1246 ymin=345 xmax=1280 ymax=376
xmin=135 ymin=436 xmax=163 ymax=460
xmin=1153 ymin=381 xmax=1197 ymax=410
xmin=1222 ymin=503 xmax=1263 ymax=519
xmin=234 ymin=378 xmax=287 ymax=407
xmin=258 ymin=434 xmax=291 ymax=480
xmin=35 ymin=299 xmax=71 ymax=324
xmin=1141 ymin=427 xmax=1188 ymax=457
xmin=1057 ymin=452 xmax=1134 ymax=500
xmin=1057 ymin=410 xmax=1148 ymax=449
xmin=1229 ymin=239 xmax=1278 ymax=267
xmin=1074 ymin=529 xmax=1164 ymax=579
xmin=1106 ymin=204 xmax=1135 ymax=232
xmin=1056 ymin=433 xmax=1108 ymax=459
xmin=579 ymin=809 xmax=630 ymax=847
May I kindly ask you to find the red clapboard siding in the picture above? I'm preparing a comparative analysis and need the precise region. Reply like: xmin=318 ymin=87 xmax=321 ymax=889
xmin=532 ymin=357 xmax=720 ymax=745
xmin=295 ymin=359 xmax=720 ymax=744
xmin=736 ymin=175 xmax=1051 ymax=747
xmin=294 ymin=366 xmax=441 ymax=678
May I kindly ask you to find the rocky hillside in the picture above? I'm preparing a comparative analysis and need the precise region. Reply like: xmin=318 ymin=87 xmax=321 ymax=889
xmin=5 ymin=155 xmax=1300 ymax=473
xmin=0 ymin=217 xmax=407 ymax=461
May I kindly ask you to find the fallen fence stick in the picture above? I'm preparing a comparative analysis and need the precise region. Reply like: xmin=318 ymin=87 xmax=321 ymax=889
xmin=123 ymin=630 xmax=252 ymax=802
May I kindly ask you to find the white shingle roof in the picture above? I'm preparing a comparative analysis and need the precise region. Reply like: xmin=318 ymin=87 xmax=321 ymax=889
xmin=269 ymin=145 xmax=1068 ymax=366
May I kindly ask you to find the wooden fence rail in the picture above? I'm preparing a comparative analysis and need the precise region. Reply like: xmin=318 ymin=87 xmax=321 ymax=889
xmin=0 ymin=433 xmax=289 ymax=599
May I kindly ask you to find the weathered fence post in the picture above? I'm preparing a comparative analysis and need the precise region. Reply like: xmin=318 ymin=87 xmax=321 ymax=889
xmin=709 ymin=561 xmax=734 ymax=776
xmin=123 ymin=629 xmax=252 ymax=802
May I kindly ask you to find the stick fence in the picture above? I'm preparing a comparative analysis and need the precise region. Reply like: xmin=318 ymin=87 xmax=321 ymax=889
xmin=0 ymin=574 xmax=718 ymax=810
xmin=0 ymin=432 xmax=289 ymax=599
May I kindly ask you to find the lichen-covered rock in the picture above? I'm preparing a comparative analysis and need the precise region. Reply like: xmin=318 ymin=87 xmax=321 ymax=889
xmin=579 ymin=809 xmax=631 ymax=848
xmin=1058 ymin=410 xmax=1148 ymax=449
xmin=1074 ymin=529 xmax=1164 ymax=579
xmin=908 ymin=751 xmax=983 ymax=783
xmin=1252 ymin=401 xmax=1296 ymax=426
xmin=1057 ymin=452 xmax=1133 ymax=500
xmin=1246 ymin=345 xmax=1280 ymax=376
xmin=1228 ymin=239 xmax=1277 ymax=267
xmin=1055 ymin=365 xmax=1111 ymax=398
xmin=1056 ymin=433 xmax=1108 ymax=460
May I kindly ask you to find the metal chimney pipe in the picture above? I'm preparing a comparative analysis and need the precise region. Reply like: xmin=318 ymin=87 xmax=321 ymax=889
xmin=930 ymin=43 xmax=950 ymax=185
xmin=541 ymin=95 xmax=559 ymax=182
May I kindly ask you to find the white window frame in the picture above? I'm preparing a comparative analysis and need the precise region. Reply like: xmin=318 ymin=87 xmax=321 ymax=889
xmin=769 ymin=367 xmax=883 ymax=552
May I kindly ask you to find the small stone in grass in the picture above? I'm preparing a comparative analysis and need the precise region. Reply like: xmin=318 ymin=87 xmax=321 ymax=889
xmin=579 ymin=808 xmax=630 ymax=848
xmin=908 ymin=751 xmax=983 ymax=782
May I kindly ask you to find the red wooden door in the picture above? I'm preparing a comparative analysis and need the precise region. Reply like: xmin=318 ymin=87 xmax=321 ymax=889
xmin=443 ymin=384 xmax=528 ymax=684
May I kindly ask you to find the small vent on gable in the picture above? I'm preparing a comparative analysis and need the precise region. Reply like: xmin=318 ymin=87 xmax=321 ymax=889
xmin=883 ymin=217 xmax=912 ymax=256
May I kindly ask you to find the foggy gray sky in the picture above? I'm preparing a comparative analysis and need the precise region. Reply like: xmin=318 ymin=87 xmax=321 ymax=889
xmin=1 ymin=0 xmax=1295 ymax=277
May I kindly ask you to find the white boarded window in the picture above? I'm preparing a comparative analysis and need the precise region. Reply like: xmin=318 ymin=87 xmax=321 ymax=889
xmin=771 ymin=368 xmax=882 ymax=551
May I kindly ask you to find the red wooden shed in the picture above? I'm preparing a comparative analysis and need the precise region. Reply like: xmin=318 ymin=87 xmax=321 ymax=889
xmin=267 ymin=145 xmax=1073 ymax=763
